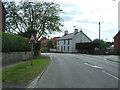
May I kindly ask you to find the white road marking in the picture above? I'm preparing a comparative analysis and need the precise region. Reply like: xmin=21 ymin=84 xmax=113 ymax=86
xmin=28 ymin=74 xmax=42 ymax=88
xmin=102 ymin=70 xmax=120 ymax=80
xmin=84 ymin=63 xmax=103 ymax=70
xmin=84 ymin=62 xmax=120 ymax=80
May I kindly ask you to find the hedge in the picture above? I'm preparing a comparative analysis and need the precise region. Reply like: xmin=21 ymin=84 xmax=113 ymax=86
xmin=76 ymin=42 xmax=99 ymax=50
xmin=2 ymin=32 xmax=31 ymax=52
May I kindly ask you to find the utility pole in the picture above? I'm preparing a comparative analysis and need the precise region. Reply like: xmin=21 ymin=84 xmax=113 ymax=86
xmin=99 ymin=22 xmax=101 ymax=53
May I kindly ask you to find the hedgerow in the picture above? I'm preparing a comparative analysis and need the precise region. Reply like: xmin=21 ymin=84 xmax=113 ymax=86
xmin=2 ymin=32 xmax=31 ymax=52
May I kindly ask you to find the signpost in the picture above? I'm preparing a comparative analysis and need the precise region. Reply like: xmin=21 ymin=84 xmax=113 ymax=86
xmin=28 ymin=34 xmax=38 ymax=65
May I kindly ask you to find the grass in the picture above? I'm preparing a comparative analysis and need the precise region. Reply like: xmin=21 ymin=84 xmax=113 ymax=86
xmin=0 ymin=70 xmax=2 ymax=80
xmin=2 ymin=57 xmax=50 ymax=83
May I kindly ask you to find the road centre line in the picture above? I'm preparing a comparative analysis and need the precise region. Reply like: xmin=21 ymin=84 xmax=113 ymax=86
xmin=84 ymin=62 xmax=119 ymax=80
xmin=102 ymin=70 xmax=120 ymax=80
xmin=84 ymin=63 xmax=103 ymax=70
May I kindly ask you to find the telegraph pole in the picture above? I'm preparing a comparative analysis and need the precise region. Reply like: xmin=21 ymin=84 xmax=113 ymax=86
xmin=99 ymin=22 xmax=101 ymax=52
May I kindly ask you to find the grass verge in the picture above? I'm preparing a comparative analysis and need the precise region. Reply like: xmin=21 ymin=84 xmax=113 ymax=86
xmin=2 ymin=57 xmax=50 ymax=83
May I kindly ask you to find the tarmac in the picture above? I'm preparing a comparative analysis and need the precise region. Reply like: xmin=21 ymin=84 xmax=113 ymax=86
xmin=105 ymin=55 xmax=119 ymax=63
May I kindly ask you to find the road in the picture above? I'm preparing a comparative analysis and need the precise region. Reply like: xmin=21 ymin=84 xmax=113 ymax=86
xmin=34 ymin=53 xmax=119 ymax=88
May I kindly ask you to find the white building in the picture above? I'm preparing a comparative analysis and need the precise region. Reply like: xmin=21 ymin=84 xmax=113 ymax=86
xmin=57 ymin=29 xmax=92 ymax=53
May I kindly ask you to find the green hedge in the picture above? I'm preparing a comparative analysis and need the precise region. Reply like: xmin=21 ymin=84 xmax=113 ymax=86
xmin=76 ymin=43 xmax=99 ymax=50
xmin=2 ymin=32 xmax=31 ymax=52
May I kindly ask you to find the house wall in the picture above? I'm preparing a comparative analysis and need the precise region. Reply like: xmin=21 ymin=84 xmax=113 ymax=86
xmin=114 ymin=32 xmax=120 ymax=55
xmin=72 ymin=33 xmax=91 ymax=52
xmin=57 ymin=32 xmax=91 ymax=53
xmin=0 ymin=2 xmax=2 ymax=32
xmin=57 ymin=40 xmax=72 ymax=52
xmin=0 ymin=2 xmax=5 ymax=32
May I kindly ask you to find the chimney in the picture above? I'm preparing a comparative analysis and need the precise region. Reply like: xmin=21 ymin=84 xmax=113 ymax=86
xmin=64 ymin=30 xmax=68 ymax=36
xmin=74 ymin=28 xmax=78 ymax=35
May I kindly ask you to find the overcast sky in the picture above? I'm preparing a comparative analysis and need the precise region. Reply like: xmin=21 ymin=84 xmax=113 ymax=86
xmin=3 ymin=0 xmax=119 ymax=42
xmin=51 ymin=0 xmax=119 ymax=42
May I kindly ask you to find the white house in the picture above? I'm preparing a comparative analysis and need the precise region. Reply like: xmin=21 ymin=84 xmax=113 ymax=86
xmin=57 ymin=29 xmax=92 ymax=53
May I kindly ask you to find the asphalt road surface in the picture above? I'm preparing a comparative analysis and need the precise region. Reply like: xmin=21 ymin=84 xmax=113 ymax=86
xmin=34 ymin=53 xmax=119 ymax=88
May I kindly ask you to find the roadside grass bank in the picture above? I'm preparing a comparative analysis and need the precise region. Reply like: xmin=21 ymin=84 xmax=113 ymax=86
xmin=2 ymin=57 xmax=51 ymax=83
xmin=0 ymin=70 xmax=2 ymax=80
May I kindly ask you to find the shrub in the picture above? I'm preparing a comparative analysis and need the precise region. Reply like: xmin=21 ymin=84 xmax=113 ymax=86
xmin=2 ymin=32 xmax=31 ymax=52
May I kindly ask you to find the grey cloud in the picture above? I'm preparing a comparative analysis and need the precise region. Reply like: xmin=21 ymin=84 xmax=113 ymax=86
xmin=77 ymin=20 xmax=98 ymax=24
xmin=60 ymin=15 xmax=74 ymax=22
xmin=66 ymin=9 xmax=83 ymax=15
xmin=77 ymin=20 xmax=108 ymax=24
xmin=61 ymin=3 xmax=76 ymax=8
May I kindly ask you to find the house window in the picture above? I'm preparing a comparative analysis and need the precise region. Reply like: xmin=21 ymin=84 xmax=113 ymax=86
xmin=64 ymin=46 xmax=65 ymax=51
xmin=64 ymin=40 xmax=65 ymax=44
xmin=68 ymin=46 xmax=69 ymax=51
xmin=58 ymin=40 xmax=59 ymax=45
xmin=57 ymin=46 xmax=59 ymax=50
xmin=68 ymin=40 xmax=70 ymax=44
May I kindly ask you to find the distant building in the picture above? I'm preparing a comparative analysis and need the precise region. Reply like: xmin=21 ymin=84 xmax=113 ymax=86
xmin=40 ymin=37 xmax=50 ymax=52
xmin=40 ymin=36 xmax=60 ymax=52
xmin=106 ymin=45 xmax=114 ymax=54
xmin=51 ymin=37 xmax=60 ymax=49
xmin=57 ymin=29 xmax=92 ymax=53
xmin=0 ymin=1 xmax=6 ymax=32
xmin=114 ymin=31 xmax=120 ymax=55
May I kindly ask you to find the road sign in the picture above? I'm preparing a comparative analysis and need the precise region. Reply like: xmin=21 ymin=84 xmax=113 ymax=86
xmin=28 ymin=34 xmax=38 ymax=44
xmin=28 ymin=34 xmax=38 ymax=65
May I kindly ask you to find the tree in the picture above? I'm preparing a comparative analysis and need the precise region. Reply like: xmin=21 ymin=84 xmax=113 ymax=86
xmin=92 ymin=39 xmax=113 ymax=49
xmin=92 ymin=39 xmax=106 ymax=49
xmin=4 ymin=1 xmax=63 ymax=40
xmin=105 ymin=41 xmax=113 ymax=48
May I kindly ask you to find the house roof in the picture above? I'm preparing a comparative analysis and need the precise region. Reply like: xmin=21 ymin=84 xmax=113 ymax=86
xmin=114 ymin=31 xmax=120 ymax=39
xmin=58 ymin=33 xmax=75 ymax=40
xmin=41 ymin=37 xmax=60 ymax=43
xmin=41 ymin=39 xmax=49 ymax=43
xmin=40 ymin=37 xmax=47 ymax=41
xmin=58 ymin=31 xmax=92 ymax=41
xmin=51 ymin=37 xmax=60 ymax=42
xmin=1 ymin=2 xmax=6 ymax=13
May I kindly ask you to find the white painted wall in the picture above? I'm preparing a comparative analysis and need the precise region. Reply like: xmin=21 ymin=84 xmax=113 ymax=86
xmin=72 ymin=33 xmax=91 ymax=52
xmin=57 ymin=32 xmax=91 ymax=53
xmin=57 ymin=40 xmax=72 ymax=52
xmin=50 ymin=49 xmax=57 ymax=52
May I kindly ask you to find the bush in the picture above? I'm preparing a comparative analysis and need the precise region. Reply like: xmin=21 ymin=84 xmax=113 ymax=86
xmin=2 ymin=32 xmax=31 ymax=52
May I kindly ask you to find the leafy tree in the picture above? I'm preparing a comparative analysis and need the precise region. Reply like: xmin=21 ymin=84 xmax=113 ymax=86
xmin=4 ymin=1 xmax=63 ymax=40
xmin=105 ymin=41 xmax=114 ymax=48
xmin=92 ymin=39 xmax=107 ymax=49
xmin=93 ymin=39 xmax=114 ymax=50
